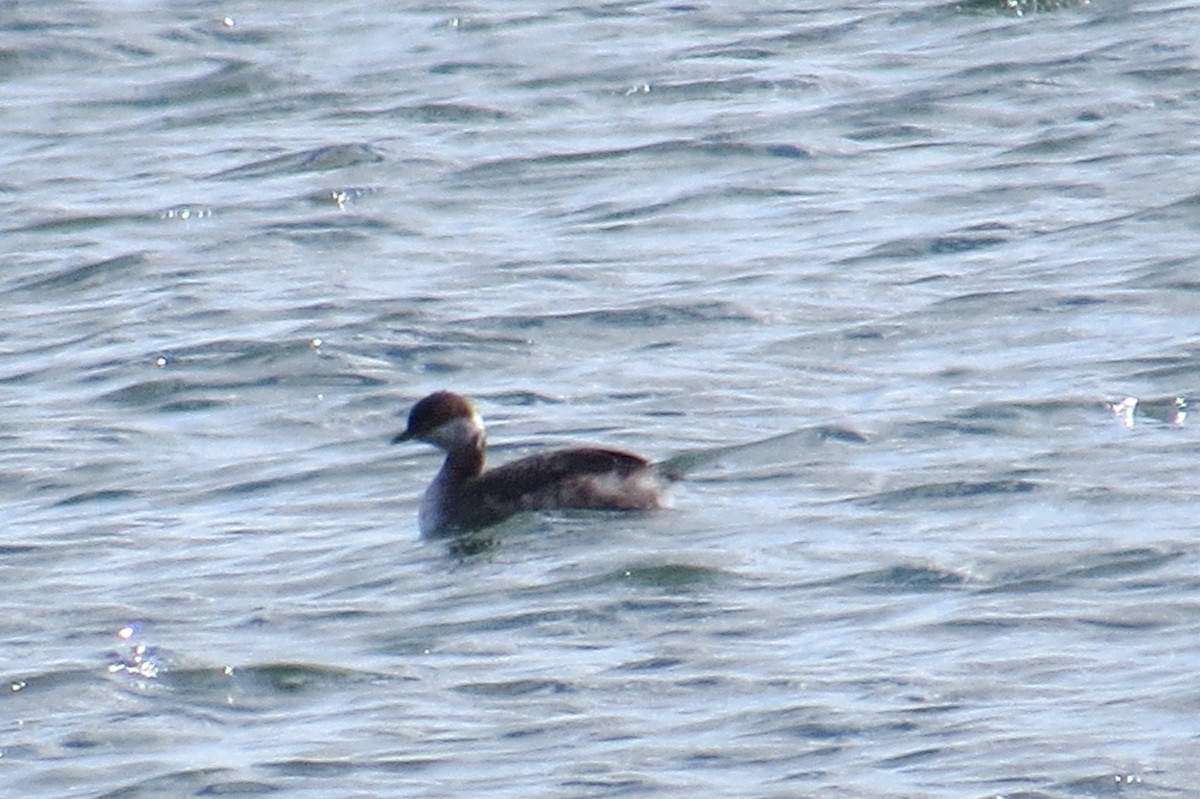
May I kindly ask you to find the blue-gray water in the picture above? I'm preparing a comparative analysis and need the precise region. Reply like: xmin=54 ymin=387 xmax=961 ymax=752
xmin=3 ymin=2 xmax=1199 ymax=797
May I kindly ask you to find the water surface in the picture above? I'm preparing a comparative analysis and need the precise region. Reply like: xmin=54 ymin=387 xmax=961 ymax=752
xmin=3 ymin=2 xmax=1200 ymax=797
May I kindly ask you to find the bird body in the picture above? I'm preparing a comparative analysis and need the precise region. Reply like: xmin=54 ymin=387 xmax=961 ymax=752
xmin=395 ymin=391 xmax=668 ymax=537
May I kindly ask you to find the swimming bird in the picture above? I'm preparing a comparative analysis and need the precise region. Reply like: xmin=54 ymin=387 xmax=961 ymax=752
xmin=393 ymin=391 xmax=670 ymax=537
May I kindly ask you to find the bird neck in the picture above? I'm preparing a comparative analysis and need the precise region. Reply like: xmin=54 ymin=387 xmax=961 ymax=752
xmin=440 ymin=432 xmax=485 ymax=483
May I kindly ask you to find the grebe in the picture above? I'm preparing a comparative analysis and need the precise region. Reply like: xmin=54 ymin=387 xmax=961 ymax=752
xmin=393 ymin=391 xmax=670 ymax=537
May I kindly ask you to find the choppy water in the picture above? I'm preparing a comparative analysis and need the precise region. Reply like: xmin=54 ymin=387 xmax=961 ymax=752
xmin=4 ymin=1 xmax=1200 ymax=797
